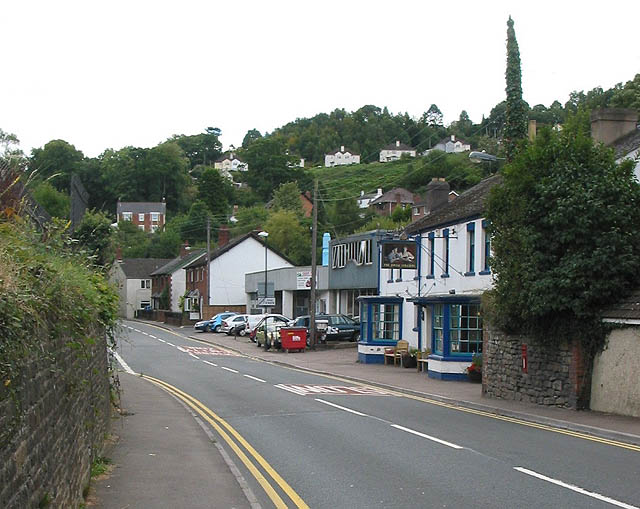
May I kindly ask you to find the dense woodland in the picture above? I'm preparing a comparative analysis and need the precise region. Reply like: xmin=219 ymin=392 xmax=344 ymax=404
xmin=1 ymin=73 xmax=639 ymax=265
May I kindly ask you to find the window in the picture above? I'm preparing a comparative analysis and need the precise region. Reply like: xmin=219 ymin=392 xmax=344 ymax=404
xmin=481 ymin=219 xmax=491 ymax=274
xmin=449 ymin=304 xmax=483 ymax=355
xmin=151 ymin=225 xmax=158 ymax=233
xmin=371 ymin=303 xmax=400 ymax=341
xmin=138 ymin=213 xmax=145 ymax=222
xmin=433 ymin=304 xmax=444 ymax=355
xmin=140 ymin=300 xmax=150 ymax=309
xmin=442 ymin=229 xmax=449 ymax=276
xmin=467 ymin=222 xmax=475 ymax=274
xmin=138 ymin=224 xmax=145 ymax=231
xmin=428 ymin=232 xmax=435 ymax=277
xmin=122 ymin=212 xmax=132 ymax=221
xmin=151 ymin=212 xmax=159 ymax=222
xmin=140 ymin=279 xmax=150 ymax=289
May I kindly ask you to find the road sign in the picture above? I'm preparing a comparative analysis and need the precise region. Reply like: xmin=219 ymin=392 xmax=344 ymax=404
xmin=257 ymin=297 xmax=276 ymax=306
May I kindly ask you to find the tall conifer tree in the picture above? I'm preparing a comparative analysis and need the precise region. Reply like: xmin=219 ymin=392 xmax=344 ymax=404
xmin=504 ymin=16 xmax=527 ymax=161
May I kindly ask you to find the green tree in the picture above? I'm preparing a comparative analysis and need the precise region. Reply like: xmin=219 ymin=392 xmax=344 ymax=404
xmin=29 ymin=139 xmax=85 ymax=192
xmin=264 ymin=210 xmax=311 ymax=265
xmin=271 ymin=181 xmax=304 ymax=215
xmin=325 ymin=193 xmax=367 ymax=236
xmin=114 ymin=220 xmax=150 ymax=258
xmin=197 ymin=167 xmax=234 ymax=221
xmin=230 ymin=206 xmax=269 ymax=237
xmin=242 ymin=128 xmax=262 ymax=149
xmin=486 ymin=116 xmax=640 ymax=347
xmin=425 ymin=104 xmax=443 ymax=127
xmin=169 ymin=129 xmax=222 ymax=168
xmin=180 ymin=200 xmax=210 ymax=246
xmin=72 ymin=209 xmax=115 ymax=267
xmin=504 ymin=16 xmax=528 ymax=161
xmin=31 ymin=181 xmax=70 ymax=219
xmin=147 ymin=228 xmax=181 ymax=258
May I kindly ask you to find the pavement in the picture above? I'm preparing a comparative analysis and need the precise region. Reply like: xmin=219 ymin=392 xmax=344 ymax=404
xmin=91 ymin=319 xmax=640 ymax=508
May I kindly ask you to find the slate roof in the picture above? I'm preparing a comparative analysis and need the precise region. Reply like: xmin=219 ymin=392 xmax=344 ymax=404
xmin=215 ymin=152 xmax=246 ymax=163
xmin=183 ymin=231 xmax=296 ymax=269
xmin=406 ymin=174 xmax=503 ymax=234
xmin=117 ymin=202 xmax=166 ymax=215
xmin=613 ymin=129 xmax=640 ymax=159
xmin=327 ymin=147 xmax=359 ymax=155
xmin=119 ymin=258 xmax=173 ymax=279
xmin=150 ymin=249 xmax=207 ymax=276
xmin=370 ymin=187 xmax=420 ymax=206
xmin=381 ymin=142 xmax=415 ymax=151
xmin=601 ymin=289 xmax=640 ymax=321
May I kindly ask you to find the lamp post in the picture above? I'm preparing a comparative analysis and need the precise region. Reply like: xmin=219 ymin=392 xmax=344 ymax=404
xmin=258 ymin=231 xmax=269 ymax=312
xmin=468 ymin=151 xmax=505 ymax=173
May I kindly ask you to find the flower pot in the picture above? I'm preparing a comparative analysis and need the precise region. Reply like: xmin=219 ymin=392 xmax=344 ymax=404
xmin=467 ymin=369 xmax=482 ymax=383
xmin=402 ymin=353 xmax=417 ymax=368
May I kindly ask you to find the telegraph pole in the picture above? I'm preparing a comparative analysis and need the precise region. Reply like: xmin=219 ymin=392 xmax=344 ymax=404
xmin=309 ymin=178 xmax=318 ymax=349
xmin=206 ymin=216 xmax=211 ymax=310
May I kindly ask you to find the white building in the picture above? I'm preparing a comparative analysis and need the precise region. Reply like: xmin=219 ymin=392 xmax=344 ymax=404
xmin=357 ymin=188 xmax=383 ymax=209
xmin=214 ymin=152 xmax=248 ymax=172
xmin=405 ymin=174 xmax=502 ymax=380
xmin=379 ymin=140 xmax=416 ymax=162
xmin=325 ymin=146 xmax=360 ymax=167
xmin=428 ymin=135 xmax=471 ymax=154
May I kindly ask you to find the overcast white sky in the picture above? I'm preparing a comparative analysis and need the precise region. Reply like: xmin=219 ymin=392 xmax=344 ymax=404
xmin=3 ymin=1 xmax=639 ymax=157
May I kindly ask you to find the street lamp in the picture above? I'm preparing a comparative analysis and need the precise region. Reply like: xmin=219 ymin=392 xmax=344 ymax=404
xmin=258 ymin=231 xmax=269 ymax=311
xmin=469 ymin=151 xmax=505 ymax=173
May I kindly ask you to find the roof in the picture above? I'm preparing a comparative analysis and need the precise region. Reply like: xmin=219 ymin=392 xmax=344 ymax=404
xmin=183 ymin=232 xmax=296 ymax=268
xmin=437 ymin=136 xmax=470 ymax=146
xmin=601 ymin=289 xmax=640 ymax=321
xmin=326 ymin=147 xmax=359 ymax=156
xmin=117 ymin=202 xmax=166 ymax=215
xmin=381 ymin=142 xmax=415 ymax=151
xmin=151 ymin=249 xmax=207 ymax=276
xmin=215 ymin=152 xmax=246 ymax=163
xmin=118 ymin=258 xmax=174 ymax=279
xmin=406 ymin=173 xmax=503 ymax=233
xmin=370 ymin=187 xmax=419 ymax=205
xmin=613 ymin=129 xmax=640 ymax=159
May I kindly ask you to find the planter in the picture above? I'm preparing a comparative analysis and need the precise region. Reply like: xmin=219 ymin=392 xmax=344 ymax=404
xmin=402 ymin=353 xmax=417 ymax=368
xmin=467 ymin=369 xmax=482 ymax=383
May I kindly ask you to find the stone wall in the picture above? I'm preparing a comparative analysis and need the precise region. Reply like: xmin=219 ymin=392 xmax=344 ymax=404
xmin=483 ymin=326 xmax=591 ymax=409
xmin=0 ymin=330 xmax=111 ymax=508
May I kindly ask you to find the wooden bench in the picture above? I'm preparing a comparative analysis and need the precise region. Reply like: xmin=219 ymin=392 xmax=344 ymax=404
xmin=416 ymin=350 xmax=430 ymax=372
xmin=383 ymin=340 xmax=409 ymax=366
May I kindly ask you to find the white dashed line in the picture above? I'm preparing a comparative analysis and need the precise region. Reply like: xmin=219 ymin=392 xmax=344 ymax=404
xmin=167 ymin=342 xmax=175 ymax=347
xmin=177 ymin=346 xmax=188 ymax=352
xmin=244 ymin=375 xmax=266 ymax=383
xmin=221 ymin=367 xmax=239 ymax=373
xmin=514 ymin=467 xmax=638 ymax=509
xmin=157 ymin=339 xmax=166 ymax=343
xmin=149 ymin=335 xmax=157 ymax=339
xmin=189 ymin=353 xmax=200 ymax=360
xmin=391 ymin=424 xmax=463 ymax=449
xmin=315 ymin=399 xmax=369 ymax=416
xmin=203 ymin=361 xmax=218 ymax=367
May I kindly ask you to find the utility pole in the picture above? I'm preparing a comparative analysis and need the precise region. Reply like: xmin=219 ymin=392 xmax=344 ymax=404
xmin=206 ymin=216 xmax=211 ymax=311
xmin=309 ymin=178 xmax=318 ymax=349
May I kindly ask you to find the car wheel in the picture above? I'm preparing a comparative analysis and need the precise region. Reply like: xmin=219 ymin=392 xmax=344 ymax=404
xmin=214 ymin=324 xmax=221 ymax=333
xmin=239 ymin=328 xmax=246 ymax=337
xmin=205 ymin=325 xmax=212 ymax=333
xmin=350 ymin=331 xmax=360 ymax=342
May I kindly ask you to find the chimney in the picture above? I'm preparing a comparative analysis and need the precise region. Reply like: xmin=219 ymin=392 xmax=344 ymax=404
xmin=451 ymin=135 xmax=455 ymax=142
xmin=233 ymin=204 xmax=238 ymax=215
xmin=218 ymin=224 xmax=230 ymax=247
xmin=591 ymin=108 xmax=638 ymax=146
xmin=341 ymin=145 xmax=345 ymax=152
xmin=377 ymin=188 xmax=383 ymax=196
xmin=424 ymin=178 xmax=450 ymax=214
xmin=396 ymin=140 xmax=400 ymax=147
xmin=115 ymin=246 xmax=123 ymax=262
xmin=180 ymin=241 xmax=190 ymax=258
xmin=528 ymin=120 xmax=537 ymax=141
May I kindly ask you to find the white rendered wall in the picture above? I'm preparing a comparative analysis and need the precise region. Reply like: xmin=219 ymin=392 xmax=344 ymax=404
xmin=379 ymin=268 xmax=419 ymax=349
xmin=210 ymin=237 xmax=293 ymax=306
xmin=170 ymin=270 xmax=186 ymax=313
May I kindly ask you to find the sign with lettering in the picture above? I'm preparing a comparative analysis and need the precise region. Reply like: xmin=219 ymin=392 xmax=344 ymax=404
xmin=381 ymin=241 xmax=417 ymax=269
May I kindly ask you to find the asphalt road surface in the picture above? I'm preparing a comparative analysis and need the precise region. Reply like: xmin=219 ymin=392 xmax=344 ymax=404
xmin=115 ymin=320 xmax=640 ymax=509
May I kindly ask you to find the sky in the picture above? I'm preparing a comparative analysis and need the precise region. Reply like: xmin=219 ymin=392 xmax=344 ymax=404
xmin=2 ymin=0 xmax=639 ymax=158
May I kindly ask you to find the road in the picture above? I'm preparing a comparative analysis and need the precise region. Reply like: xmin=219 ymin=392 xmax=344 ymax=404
xmin=115 ymin=320 xmax=640 ymax=509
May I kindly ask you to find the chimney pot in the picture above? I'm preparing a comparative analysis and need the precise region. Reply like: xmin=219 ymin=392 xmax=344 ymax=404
xmin=341 ymin=145 xmax=345 ymax=152
xmin=218 ymin=225 xmax=230 ymax=247
xmin=396 ymin=140 xmax=400 ymax=147
xmin=451 ymin=135 xmax=455 ymax=141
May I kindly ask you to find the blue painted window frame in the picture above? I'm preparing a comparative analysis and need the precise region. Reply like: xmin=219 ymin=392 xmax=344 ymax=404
xmin=428 ymin=232 xmax=435 ymax=278
xmin=359 ymin=297 xmax=403 ymax=344
xmin=466 ymin=222 xmax=475 ymax=275
xmin=441 ymin=228 xmax=450 ymax=277
xmin=480 ymin=219 xmax=491 ymax=275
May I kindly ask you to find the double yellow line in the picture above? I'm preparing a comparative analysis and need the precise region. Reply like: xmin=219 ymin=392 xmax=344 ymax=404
xmin=142 ymin=374 xmax=309 ymax=509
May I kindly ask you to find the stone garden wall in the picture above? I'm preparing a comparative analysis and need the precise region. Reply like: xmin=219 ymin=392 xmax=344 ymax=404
xmin=0 ymin=329 xmax=111 ymax=508
xmin=483 ymin=326 xmax=590 ymax=409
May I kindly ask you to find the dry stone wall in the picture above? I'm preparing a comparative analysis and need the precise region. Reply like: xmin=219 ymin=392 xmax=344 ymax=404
xmin=0 ymin=330 xmax=111 ymax=508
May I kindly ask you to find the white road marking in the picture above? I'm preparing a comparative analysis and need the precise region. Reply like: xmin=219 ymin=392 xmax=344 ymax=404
xmin=177 ymin=346 xmax=188 ymax=352
xmin=391 ymin=424 xmax=463 ymax=450
xmin=167 ymin=342 xmax=175 ymax=347
xmin=514 ymin=467 xmax=638 ymax=509
xmin=112 ymin=350 xmax=136 ymax=375
xmin=189 ymin=353 xmax=200 ymax=360
xmin=203 ymin=361 xmax=218 ymax=367
xmin=315 ymin=399 xmax=369 ymax=416
xmin=244 ymin=374 xmax=266 ymax=383
xmin=221 ymin=367 xmax=239 ymax=373
xmin=157 ymin=338 xmax=166 ymax=343
xmin=149 ymin=335 xmax=157 ymax=339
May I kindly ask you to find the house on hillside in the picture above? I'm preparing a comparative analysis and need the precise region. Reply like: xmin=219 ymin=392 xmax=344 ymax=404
xmin=117 ymin=201 xmax=166 ymax=233
xmin=184 ymin=231 xmax=294 ymax=318
xmin=427 ymin=135 xmax=471 ymax=154
xmin=214 ymin=152 xmax=248 ymax=172
xmin=369 ymin=187 xmax=420 ymax=216
xmin=404 ymin=174 xmax=502 ymax=379
xmin=110 ymin=257 xmax=173 ymax=319
xmin=379 ymin=140 xmax=416 ymax=162
xmin=357 ymin=189 xmax=383 ymax=209
xmin=590 ymin=108 xmax=640 ymax=181
xmin=411 ymin=178 xmax=451 ymax=221
xmin=325 ymin=146 xmax=361 ymax=167
xmin=150 ymin=246 xmax=207 ymax=313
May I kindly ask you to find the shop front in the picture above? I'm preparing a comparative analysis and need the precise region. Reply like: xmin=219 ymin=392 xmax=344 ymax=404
xmin=357 ymin=296 xmax=404 ymax=363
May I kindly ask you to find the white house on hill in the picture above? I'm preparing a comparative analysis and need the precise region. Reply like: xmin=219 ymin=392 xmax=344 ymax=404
xmin=325 ymin=146 xmax=360 ymax=167
xmin=379 ymin=140 xmax=416 ymax=162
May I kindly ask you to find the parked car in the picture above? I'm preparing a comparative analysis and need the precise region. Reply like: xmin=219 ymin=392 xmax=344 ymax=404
xmin=247 ymin=314 xmax=291 ymax=342
xmin=222 ymin=314 xmax=249 ymax=335
xmin=291 ymin=314 xmax=360 ymax=343
xmin=253 ymin=314 xmax=292 ymax=349
xmin=194 ymin=311 xmax=237 ymax=333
